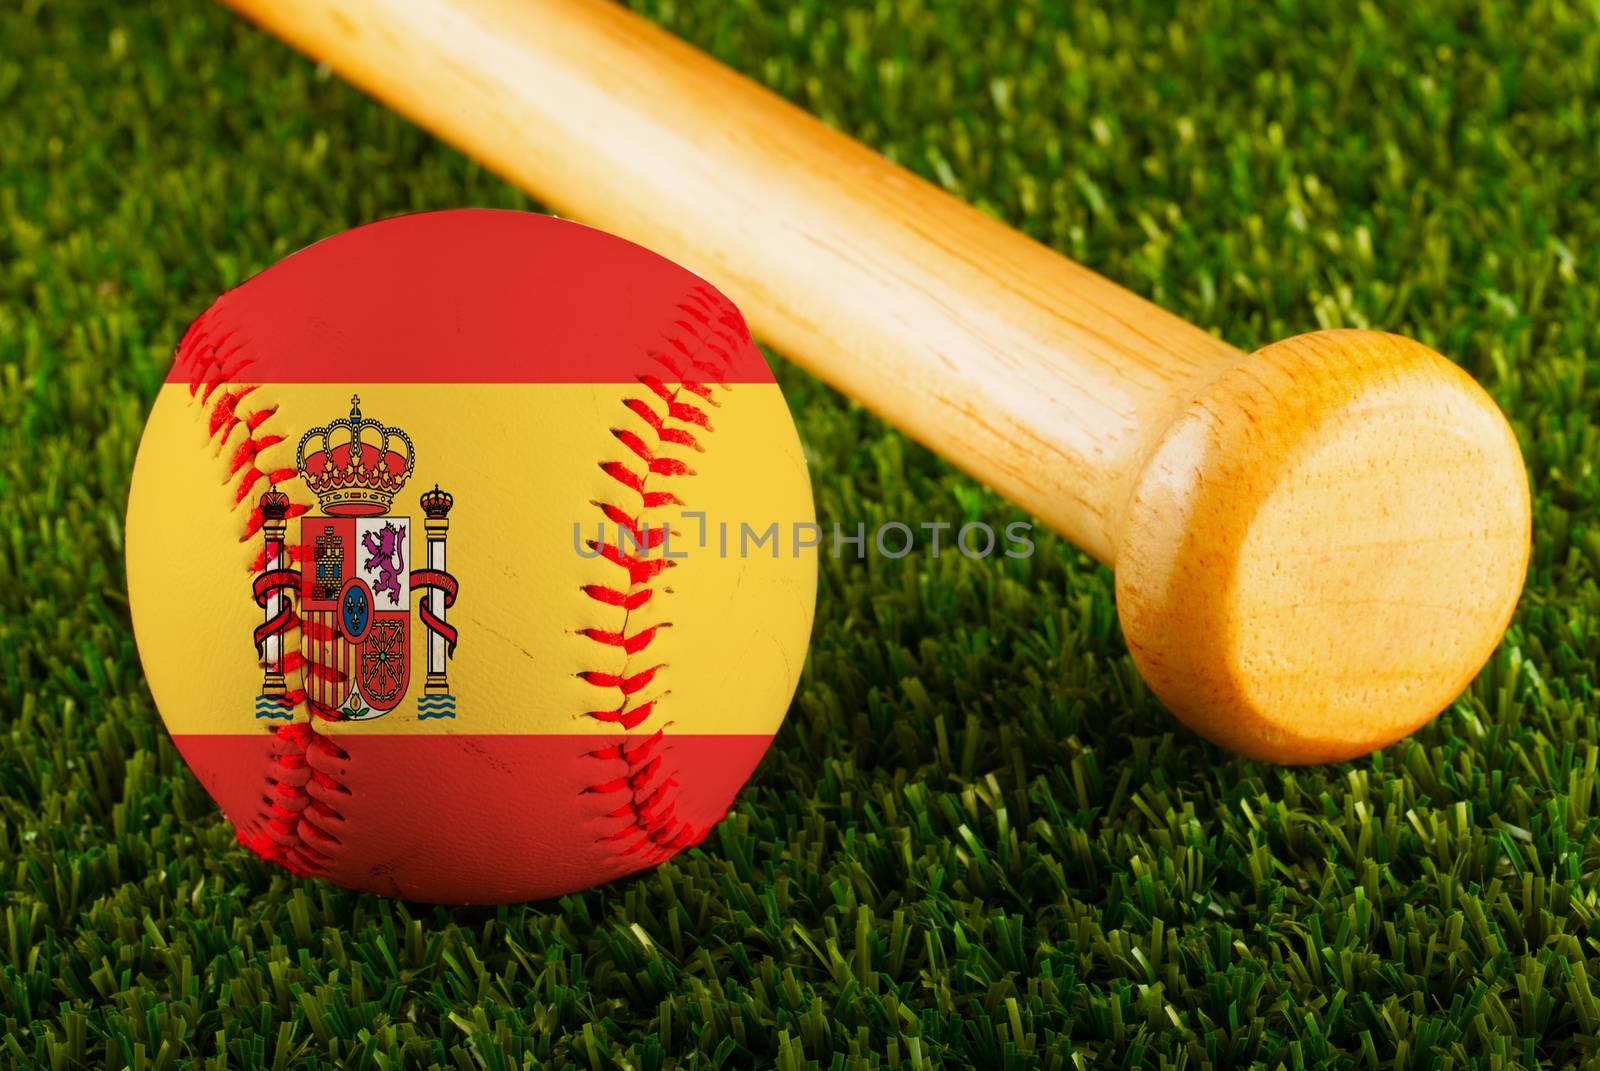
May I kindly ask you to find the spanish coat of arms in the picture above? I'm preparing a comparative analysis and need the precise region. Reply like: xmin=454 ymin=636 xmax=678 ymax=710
xmin=251 ymin=396 xmax=459 ymax=720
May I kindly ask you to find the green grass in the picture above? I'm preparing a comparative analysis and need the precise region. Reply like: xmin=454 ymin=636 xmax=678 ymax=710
xmin=3 ymin=0 xmax=1599 ymax=1066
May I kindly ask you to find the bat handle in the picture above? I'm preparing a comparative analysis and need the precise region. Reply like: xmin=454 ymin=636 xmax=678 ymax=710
xmin=220 ymin=0 xmax=1247 ymax=563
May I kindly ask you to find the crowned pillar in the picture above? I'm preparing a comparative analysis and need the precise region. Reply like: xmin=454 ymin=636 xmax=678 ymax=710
xmin=258 ymin=488 xmax=291 ymax=700
xmin=421 ymin=485 xmax=454 ymax=696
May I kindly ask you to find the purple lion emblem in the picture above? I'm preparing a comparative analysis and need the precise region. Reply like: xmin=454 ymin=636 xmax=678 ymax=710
xmin=361 ymin=522 xmax=406 ymax=606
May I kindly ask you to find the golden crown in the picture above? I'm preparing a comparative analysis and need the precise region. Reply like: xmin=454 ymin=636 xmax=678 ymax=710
xmin=295 ymin=395 xmax=415 ymax=516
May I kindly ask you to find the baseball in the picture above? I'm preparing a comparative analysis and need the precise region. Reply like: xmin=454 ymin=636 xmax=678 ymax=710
xmin=125 ymin=209 xmax=816 ymax=904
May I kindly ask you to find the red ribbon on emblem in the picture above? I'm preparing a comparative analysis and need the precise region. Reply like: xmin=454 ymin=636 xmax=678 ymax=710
xmin=410 ymin=568 xmax=459 ymax=655
xmin=252 ymin=568 xmax=301 ymax=655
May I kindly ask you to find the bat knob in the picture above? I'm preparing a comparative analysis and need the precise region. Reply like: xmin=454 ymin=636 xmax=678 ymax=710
xmin=1114 ymin=329 xmax=1530 ymax=763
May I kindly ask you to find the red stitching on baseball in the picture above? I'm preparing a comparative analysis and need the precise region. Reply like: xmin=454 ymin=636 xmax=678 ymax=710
xmin=237 ymin=722 xmax=348 ymax=875
xmin=577 ymin=285 xmax=753 ymax=860
xmin=579 ymin=623 xmax=668 ymax=654
xmin=176 ymin=312 xmax=351 ymax=874
xmin=581 ymin=584 xmax=654 ymax=610
xmin=585 ymin=539 xmax=675 ymax=586
xmin=676 ymin=291 xmax=745 ymax=359
xmin=579 ymin=665 xmax=663 ymax=695
xmin=591 ymin=501 xmax=667 ymax=547
xmin=581 ymin=730 xmax=696 ymax=856
xmin=584 ymin=699 xmax=658 ymax=730
xmin=622 ymin=398 xmax=702 ymax=447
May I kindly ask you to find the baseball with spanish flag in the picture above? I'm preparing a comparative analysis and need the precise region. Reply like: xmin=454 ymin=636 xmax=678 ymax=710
xmin=125 ymin=210 xmax=817 ymax=904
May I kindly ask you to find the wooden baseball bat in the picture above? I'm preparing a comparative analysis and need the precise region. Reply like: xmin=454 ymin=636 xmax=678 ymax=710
xmin=219 ymin=0 xmax=1530 ymax=763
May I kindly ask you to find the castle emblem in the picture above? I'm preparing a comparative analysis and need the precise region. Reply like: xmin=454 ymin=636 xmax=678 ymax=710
xmin=252 ymin=396 xmax=459 ymax=721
